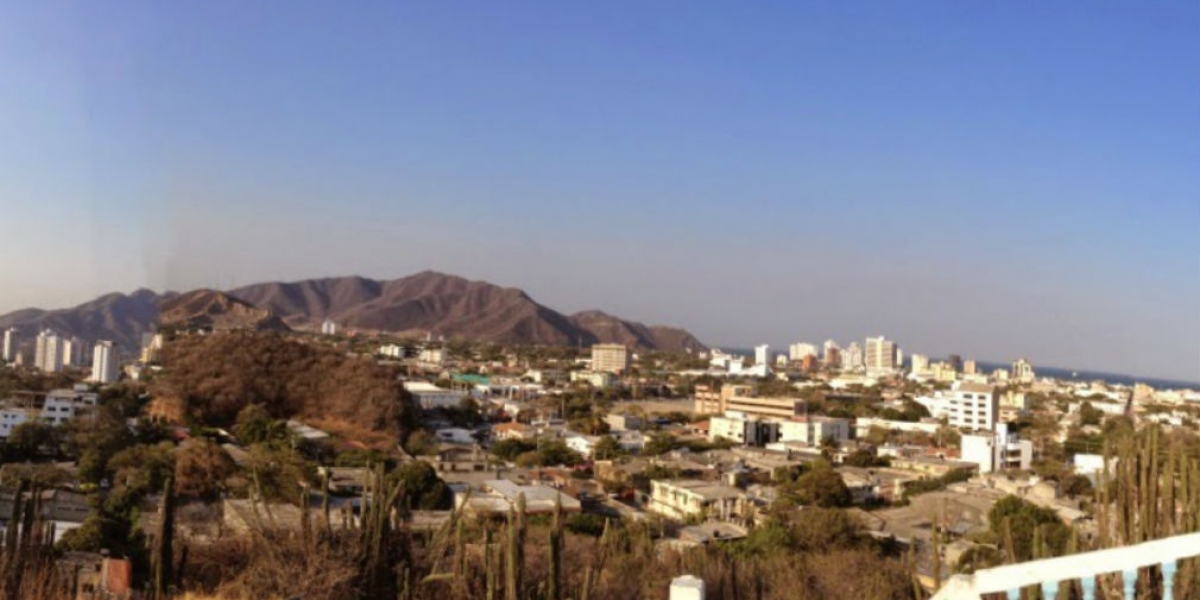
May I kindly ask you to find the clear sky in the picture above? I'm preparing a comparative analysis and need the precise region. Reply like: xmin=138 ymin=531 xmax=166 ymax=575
xmin=1 ymin=2 xmax=1197 ymax=381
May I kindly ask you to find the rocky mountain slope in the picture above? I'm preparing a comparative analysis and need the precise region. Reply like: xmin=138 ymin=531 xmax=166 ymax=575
xmin=0 ymin=271 xmax=705 ymax=354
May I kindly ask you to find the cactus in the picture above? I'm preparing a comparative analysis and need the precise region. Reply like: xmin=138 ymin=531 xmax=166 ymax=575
xmin=548 ymin=494 xmax=562 ymax=600
xmin=151 ymin=476 xmax=177 ymax=600
xmin=485 ymin=528 xmax=496 ymax=600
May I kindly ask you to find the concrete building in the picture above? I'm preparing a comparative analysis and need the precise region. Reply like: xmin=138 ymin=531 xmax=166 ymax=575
xmin=0 ymin=388 xmax=98 ymax=438
xmin=754 ymin=344 xmax=770 ymax=366
xmin=569 ymin=370 xmax=615 ymax=389
xmin=591 ymin=343 xmax=629 ymax=374
xmin=842 ymin=342 xmax=864 ymax=371
xmin=418 ymin=347 xmax=446 ymax=365
xmin=915 ymin=381 xmax=999 ymax=431
xmin=1011 ymin=358 xmax=1036 ymax=383
xmin=910 ymin=354 xmax=930 ymax=376
xmin=648 ymin=479 xmax=749 ymax=522
xmin=788 ymin=342 xmax=818 ymax=362
xmin=34 ymin=329 xmax=64 ymax=374
xmin=708 ymin=411 xmax=780 ymax=446
xmin=1 ymin=328 xmax=17 ymax=364
xmin=725 ymin=394 xmax=804 ymax=420
xmin=777 ymin=416 xmax=851 ymax=446
xmin=961 ymin=423 xmax=1032 ymax=474
xmin=403 ymin=381 xmax=465 ymax=409
xmin=822 ymin=340 xmax=841 ymax=368
xmin=947 ymin=354 xmax=963 ymax=373
xmin=61 ymin=336 xmax=84 ymax=368
xmin=864 ymin=336 xmax=899 ymax=375
xmin=670 ymin=575 xmax=706 ymax=600
xmin=963 ymin=359 xmax=978 ymax=375
xmin=90 ymin=341 xmax=119 ymax=384
xmin=321 ymin=319 xmax=338 ymax=335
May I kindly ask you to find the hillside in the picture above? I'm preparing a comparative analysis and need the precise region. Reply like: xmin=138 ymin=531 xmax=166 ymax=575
xmin=159 ymin=289 xmax=290 ymax=332
xmin=0 ymin=289 xmax=168 ymax=352
xmin=0 ymin=272 xmax=705 ymax=353
xmin=230 ymin=271 xmax=706 ymax=351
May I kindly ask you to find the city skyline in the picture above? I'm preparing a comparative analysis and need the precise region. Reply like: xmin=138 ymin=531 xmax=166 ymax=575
xmin=1 ymin=2 xmax=1197 ymax=381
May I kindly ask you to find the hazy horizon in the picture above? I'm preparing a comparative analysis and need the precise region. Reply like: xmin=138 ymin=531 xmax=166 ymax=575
xmin=2 ymin=2 xmax=1197 ymax=382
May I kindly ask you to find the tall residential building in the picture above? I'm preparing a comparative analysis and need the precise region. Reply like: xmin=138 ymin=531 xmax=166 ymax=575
xmin=1 ymin=328 xmax=18 ymax=363
xmin=842 ymin=342 xmax=864 ymax=371
xmin=91 ymin=341 xmax=119 ymax=384
xmin=822 ymin=339 xmax=841 ymax=367
xmin=1011 ymin=358 xmax=1036 ymax=383
xmin=864 ymin=336 xmax=898 ymax=375
xmin=910 ymin=354 xmax=930 ymax=375
xmin=947 ymin=354 xmax=963 ymax=373
xmin=754 ymin=344 xmax=770 ymax=366
xmin=34 ymin=329 xmax=64 ymax=373
xmin=321 ymin=319 xmax=338 ymax=335
xmin=61 ymin=336 xmax=84 ymax=368
xmin=591 ymin=343 xmax=629 ymax=374
xmin=914 ymin=381 xmax=999 ymax=431
xmin=788 ymin=342 xmax=817 ymax=361
xmin=963 ymin=359 xmax=977 ymax=375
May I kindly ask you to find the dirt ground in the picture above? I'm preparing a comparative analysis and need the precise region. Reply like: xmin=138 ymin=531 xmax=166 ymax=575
xmin=608 ymin=397 xmax=697 ymax=417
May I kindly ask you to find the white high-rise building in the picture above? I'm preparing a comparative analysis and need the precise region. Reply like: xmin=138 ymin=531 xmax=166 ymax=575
xmin=591 ymin=343 xmax=629 ymax=374
xmin=61 ymin=336 xmax=84 ymax=368
xmin=34 ymin=329 xmax=64 ymax=373
xmin=1 ymin=328 xmax=18 ymax=364
xmin=910 ymin=354 xmax=930 ymax=375
xmin=91 ymin=341 xmax=119 ymax=384
xmin=788 ymin=343 xmax=818 ymax=361
xmin=842 ymin=342 xmax=864 ymax=371
xmin=1011 ymin=358 xmax=1036 ymax=383
xmin=321 ymin=319 xmax=338 ymax=335
xmin=864 ymin=336 xmax=899 ymax=375
xmin=754 ymin=344 xmax=770 ymax=366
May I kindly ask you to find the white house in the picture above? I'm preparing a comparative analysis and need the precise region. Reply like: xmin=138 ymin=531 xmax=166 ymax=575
xmin=403 ymin=381 xmax=464 ymax=409
xmin=961 ymin=423 xmax=1032 ymax=474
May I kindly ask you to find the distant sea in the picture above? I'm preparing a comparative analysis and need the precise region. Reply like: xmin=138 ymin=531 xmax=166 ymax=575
xmin=717 ymin=347 xmax=1199 ymax=391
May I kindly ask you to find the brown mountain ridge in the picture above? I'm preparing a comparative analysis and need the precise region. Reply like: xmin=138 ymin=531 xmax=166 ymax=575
xmin=0 ymin=271 xmax=705 ymax=354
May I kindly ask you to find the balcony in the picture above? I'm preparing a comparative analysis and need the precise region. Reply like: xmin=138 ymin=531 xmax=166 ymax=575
xmin=931 ymin=531 xmax=1200 ymax=599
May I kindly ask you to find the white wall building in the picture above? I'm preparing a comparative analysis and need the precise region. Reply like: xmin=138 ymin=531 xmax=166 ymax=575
xmin=591 ymin=344 xmax=629 ymax=374
xmin=90 ymin=341 xmax=119 ymax=384
xmin=865 ymin=336 xmax=899 ymax=376
xmin=708 ymin=411 xmax=780 ymax=446
xmin=961 ymin=423 xmax=1032 ymax=474
xmin=403 ymin=381 xmax=465 ymax=409
xmin=0 ymin=388 xmax=98 ymax=438
xmin=915 ymin=381 xmax=999 ymax=431
xmin=1 ymin=328 xmax=18 ymax=364
xmin=34 ymin=330 xmax=64 ymax=374
xmin=321 ymin=319 xmax=338 ymax=335
xmin=788 ymin=343 xmax=818 ymax=362
xmin=842 ymin=342 xmax=864 ymax=371
xmin=754 ymin=344 xmax=770 ymax=366
xmin=777 ymin=416 xmax=851 ymax=446
xmin=61 ymin=337 xmax=84 ymax=368
xmin=1011 ymin=358 xmax=1036 ymax=383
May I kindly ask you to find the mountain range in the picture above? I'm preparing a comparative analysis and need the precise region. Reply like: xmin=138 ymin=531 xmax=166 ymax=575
xmin=0 ymin=271 xmax=705 ymax=354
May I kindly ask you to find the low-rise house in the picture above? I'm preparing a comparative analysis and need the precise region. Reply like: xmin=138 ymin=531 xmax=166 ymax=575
xmin=435 ymin=427 xmax=476 ymax=444
xmin=56 ymin=552 xmax=133 ymax=600
xmin=708 ymin=411 xmax=780 ymax=446
xmin=287 ymin=420 xmax=330 ymax=441
xmin=777 ymin=415 xmax=851 ymax=446
xmin=492 ymin=422 xmax=533 ymax=441
xmin=457 ymin=480 xmax=581 ymax=517
xmin=0 ymin=489 xmax=91 ymax=543
xmin=403 ymin=381 xmax=465 ymax=409
xmin=318 ymin=466 xmax=369 ymax=495
xmin=647 ymin=479 xmax=749 ymax=522
xmin=605 ymin=413 xmax=644 ymax=432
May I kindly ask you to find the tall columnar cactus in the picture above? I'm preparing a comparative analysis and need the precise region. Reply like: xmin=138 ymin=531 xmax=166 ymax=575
xmin=152 ymin=476 xmax=177 ymax=600
xmin=548 ymin=494 xmax=563 ymax=600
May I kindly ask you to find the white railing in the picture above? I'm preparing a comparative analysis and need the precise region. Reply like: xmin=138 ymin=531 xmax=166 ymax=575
xmin=931 ymin=531 xmax=1200 ymax=599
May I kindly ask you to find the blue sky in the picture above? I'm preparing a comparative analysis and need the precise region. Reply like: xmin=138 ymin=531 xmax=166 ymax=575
xmin=1 ymin=2 xmax=1197 ymax=381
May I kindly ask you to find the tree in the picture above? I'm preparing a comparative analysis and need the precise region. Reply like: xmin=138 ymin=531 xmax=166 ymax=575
xmin=491 ymin=439 xmax=537 ymax=462
xmin=392 ymin=461 xmax=451 ymax=510
xmin=403 ymin=430 xmax=440 ymax=456
xmin=592 ymin=436 xmax=623 ymax=460
xmin=6 ymin=421 xmax=60 ymax=460
xmin=780 ymin=465 xmax=852 ymax=508
xmin=1078 ymin=402 xmax=1104 ymax=427
xmin=987 ymin=495 xmax=1070 ymax=562
xmin=1061 ymin=474 xmax=1094 ymax=498
xmin=233 ymin=404 xmax=288 ymax=446
xmin=642 ymin=433 xmax=679 ymax=456
xmin=108 ymin=441 xmax=176 ymax=496
xmin=175 ymin=438 xmax=236 ymax=499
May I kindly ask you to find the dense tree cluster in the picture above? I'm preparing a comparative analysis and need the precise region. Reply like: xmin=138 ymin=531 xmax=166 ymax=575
xmin=155 ymin=332 xmax=420 ymax=441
